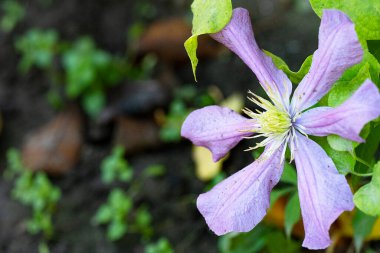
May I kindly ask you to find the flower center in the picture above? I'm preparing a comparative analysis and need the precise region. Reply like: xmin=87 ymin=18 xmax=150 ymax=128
xmin=243 ymin=91 xmax=291 ymax=136
xmin=242 ymin=91 xmax=292 ymax=158
xmin=259 ymin=108 xmax=291 ymax=135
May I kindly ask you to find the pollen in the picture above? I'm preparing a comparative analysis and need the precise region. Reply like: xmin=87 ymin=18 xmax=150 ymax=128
xmin=243 ymin=91 xmax=291 ymax=136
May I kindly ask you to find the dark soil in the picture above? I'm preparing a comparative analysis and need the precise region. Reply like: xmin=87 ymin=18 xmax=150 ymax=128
xmin=0 ymin=0 xmax=320 ymax=252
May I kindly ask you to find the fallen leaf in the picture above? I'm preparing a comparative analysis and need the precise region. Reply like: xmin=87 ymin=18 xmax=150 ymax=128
xmin=22 ymin=107 xmax=83 ymax=175
xmin=193 ymin=146 xmax=226 ymax=181
xmin=100 ymin=80 xmax=171 ymax=123
xmin=113 ymin=117 xmax=161 ymax=154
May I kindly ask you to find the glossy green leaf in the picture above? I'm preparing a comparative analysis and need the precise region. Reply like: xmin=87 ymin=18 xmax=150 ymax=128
xmin=264 ymin=51 xmax=313 ymax=84
xmin=284 ymin=193 xmax=301 ymax=238
xmin=354 ymin=162 xmax=380 ymax=216
xmin=184 ymin=0 xmax=232 ymax=80
xmin=310 ymin=0 xmax=380 ymax=41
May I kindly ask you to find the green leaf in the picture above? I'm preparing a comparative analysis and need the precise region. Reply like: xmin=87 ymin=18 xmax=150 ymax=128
xmin=184 ymin=0 xmax=232 ymax=80
xmin=270 ymin=187 xmax=295 ymax=207
xmin=145 ymin=238 xmax=174 ymax=253
xmin=313 ymin=137 xmax=356 ymax=175
xmin=93 ymin=205 xmax=113 ymax=224
xmin=281 ymin=163 xmax=297 ymax=185
xmin=218 ymin=224 xmax=273 ymax=253
xmin=327 ymin=135 xmax=356 ymax=152
xmin=354 ymin=161 xmax=380 ymax=216
xmin=82 ymin=89 xmax=105 ymax=119
xmin=368 ymin=40 xmax=380 ymax=63
xmin=352 ymin=210 xmax=377 ymax=252
xmin=266 ymin=231 xmax=300 ymax=253
xmin=107 ymin=221 xmax=127 ymax=241
xmin=352 ymin=123 xmax=380 ymax=186
xmin=284 ymin=193 xmax=301 ymax=238
xmin=310 ymin=0 xmax=380 ymax=41
xmin=264 ymin=51 xmax=313 ymax=84
xmin=328 ymin=50 xmax=380 ymax=107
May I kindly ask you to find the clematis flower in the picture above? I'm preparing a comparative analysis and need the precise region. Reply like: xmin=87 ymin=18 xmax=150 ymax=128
xmin=181 ymin=8 xmax=380 ymax=249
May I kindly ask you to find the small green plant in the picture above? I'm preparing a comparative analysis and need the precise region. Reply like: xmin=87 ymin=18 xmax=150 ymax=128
xmin=0 ymin=0 xmax=25 ymax=32
xmin=160 ymin=86 xmax=215 ymax=142
xmin=62 ymin=37 xmax=125 ymax=118
xmin=145 ymin=238 xmax=174 ymax=253
xmin=92 ymin=188 xmax=153 ymax=241
xmin=5 ymin=148 xmax=61 ymax=239
xmin=15 ymin=29 xmax=59 ymax=73
xmin=100 ymin=146 xmax=133 ymax=184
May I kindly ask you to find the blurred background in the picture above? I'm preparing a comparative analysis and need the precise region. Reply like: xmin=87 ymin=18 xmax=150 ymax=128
xmin=0 ymin=0 xmax=378 ymax=252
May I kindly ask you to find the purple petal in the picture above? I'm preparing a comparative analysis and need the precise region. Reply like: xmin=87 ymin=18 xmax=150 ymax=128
xmin=181 ymin=105 xmax=255 ymax=162
xmin=296 ymin=80 xmax=380 ymax=142
xmin=211 ymin=8 xmax=292 ymax=109
xmin=294 ymin=133 xmax=354 ymax=249
xmin=291 ymin=10 xmax=363 ymax=113
xmin=197 ymin=145 xmax=284 ymax=235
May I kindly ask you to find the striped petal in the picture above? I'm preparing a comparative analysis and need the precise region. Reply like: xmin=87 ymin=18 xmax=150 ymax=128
xmin=211 ymin=8 xmax=292 ymax=110
xmin=291 ymin=10 xmax=363 ymax=113
xmin=181 ymin=105 xmax=255 ymax=162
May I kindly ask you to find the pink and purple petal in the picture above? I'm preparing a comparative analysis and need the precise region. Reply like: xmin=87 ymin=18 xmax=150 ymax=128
xmin=294 ymin=133 xmax=354 ymax=249
xmin=291 ymin=10 xmax=363 ymax=113
xmin=296 ymin=80 xmax=380 ymax=142
xmin=211 ymin=8 xmax=292 ymax=109
xmin=181 ymin=105 xmax=255 ymax=162
xmin=197 ymin=145 xmax=284 ymax=235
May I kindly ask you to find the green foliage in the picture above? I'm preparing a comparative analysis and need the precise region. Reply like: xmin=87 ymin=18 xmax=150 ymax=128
xmin=160 ymin=86 xmax=215 ymax=142
xmin=62 ymin=37 xmax=125 ymax=118
xmin=354 ymin=162 xmax=380 ymax=216
xmin=352 ymin=210 xmax=377 ymax=252
xmin=143 ymin=164 xmax=166 ymax=178
xmin=93 ymin=189 xmax=153 ymax=241
xmin=281 ymin=163 xmax=297 ymax=185
xmin=284 ymin=193 xmax=301 ymax=238
xmin=219 ymin=224 xmax=300 ymax=253
xmin=160 ymin=99 xmax=189 ymax=142
xmin=310 ymin=0 xmax=380 ymax=41
xmin=100 ymin=146 xmax=133 ymax=184
xmin=0 ymin=0 xmax=25 ymax=32
xmin=184 ymin=0 xmax=232 ymax=79
xmin=328 ymin=50 xmax=380 ymax=106
xmin=145 ymin=238 xmax=174 ymax=253
xmin=264 ymin=51 xmax=313 ymax=84
xmin=5 ymin=149 xmax=61 ymax=239
xmin=93 ymin=188 xmax=133 ymax=241
xmin=15 ymin=29 xmax=59 ymax=73
xmin=313 ymin=137 xmax=356 ymax=175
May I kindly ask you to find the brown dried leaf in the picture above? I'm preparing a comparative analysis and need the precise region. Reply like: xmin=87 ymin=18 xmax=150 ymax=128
xmin=114 ymin=117 xmax=161 ymax=154
xmin=22 ymin=108 xmax=83 ymax=176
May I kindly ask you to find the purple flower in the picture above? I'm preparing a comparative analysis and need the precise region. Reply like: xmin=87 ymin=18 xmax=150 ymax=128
xmin=181 ymin=8 xmax=380 ymax=250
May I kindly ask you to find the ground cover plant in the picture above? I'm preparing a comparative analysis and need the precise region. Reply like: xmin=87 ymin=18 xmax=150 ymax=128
xmin=0 ymin=0 xmax=379 ymax=252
